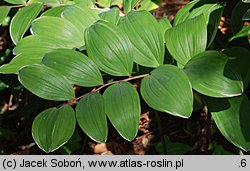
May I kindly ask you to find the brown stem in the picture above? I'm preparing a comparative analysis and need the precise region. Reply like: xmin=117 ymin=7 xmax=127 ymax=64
xmin=67 ymin=73 xmax=150 ymax=105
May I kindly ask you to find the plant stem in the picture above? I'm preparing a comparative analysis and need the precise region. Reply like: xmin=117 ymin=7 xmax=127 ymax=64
xmin=154 ymin=110 xmax=167 ymax=155
xmin=67 ymin=73 xmax=150 ymax=105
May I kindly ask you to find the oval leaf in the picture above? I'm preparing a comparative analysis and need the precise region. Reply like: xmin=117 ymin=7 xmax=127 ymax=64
xmin=41 ymin=6 xmax=66 ymax=17
xmin=62 ymin=4 xmax=99 ymax=46
xmin=0 ymin=6 xmax=10 ymax=25
xmin=184 ymin=51 xmax=243 ymax=97
xmin=141 ymin=64 xmax=193 ymax=118
xmin=173 ymin=0 xmax=198 ymax=26
xmin=158 ymin=17 xmax=172 ymax=34
xmin=204 ymin=95 xmax=250 ymax=151
xmin=174 ymin=0 xmax=224 ymax=26
xmin=42 ymin=49 xmax=103 ymax=87
xmin=31 ymin=16 xmax=84 ymax=49
xmin=103 ymin=82 xmax=140 ymax=141
xmin=18 ymin=64 xmax=75 ymax=101
xmin=165 ymin=14 xmax=207 ymax=66
xmin=0 ymin=34 xmax=73 ymax=74
xmin=123 ymin=0 xmax=140 ymax=13
xmin=138 ymin=0 xmax=159 ymax=11
xmin=230 ymin=25 xmax=250 ymax=41
xmin=231 ymin=1 xmax=250 ymax=34
xmin=223 ymin=47 xmax=250 ymax=90
xmin=10 ymin=3 xmax=43 ymax=44
xmin=32 ymin=105 xmax=76 ymax=153
xmin=85 ymin=20 xmax=133 ymax=76
xmin=119 ymin=10 xmax=165 ymax=68
xmin=0 ymin=52 xmax=44 ymax=74
xmin=97 ymin=0 xmax=111 ymax=7
xmin=76 ymin=92 xmax=107 ymax=143
xmin=14 ymin=34 xmax=74 ymax=55
xmin=99 ymin=7 xmax=120 ymax=25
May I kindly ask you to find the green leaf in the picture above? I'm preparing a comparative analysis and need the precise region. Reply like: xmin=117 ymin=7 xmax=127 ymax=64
xmin=159 ymin=17 xmax=172 ymax=33
xmin=103 ymin=82 xmax=140 ymax=141
xmin=41 ymin=6 xmax=66 ymax=17
xmin=0 ymin=80 xmax=8 ymax=91
xmin=174 ymin=0 xmax=222 ymax=25
xmin=0 ymin=34 xmax=73 ymax=74
xmin=231 ymin=1 xmax=250 ymax=34
xmin=242 ymin=0 xmax=250 ymax=3
xmin=123 ymin=0 xmax=140 ymax=13
xmin=165 ymin=14 xmax=207 ymax=66
xmin=74 ymin=0 xmax=94 ymax=7
xmin=154 ymin=136 xmax=192 ymax=155
xmin=18 ymin=64 xmax=75 ymax=101
xmin=212 ymin=145 xmax=234 ymax=155
xmin=206 ymin=5 xmax=223 ymax=47
xmin=243 ymin=9 xmax=250 ymax=20
xmin=85 ymin=20 xmax=133 ymax=76
xmin=14 ymin=34 xmax=72 ymax=55
xmin=32 ymin=105 xmax=76 ymax=153
xmin=76 ymin=92 xmax=107 ymax=143
xmin=97 ymin=0 xmax=111 ymax=7
xmin=31 ymin=16 xmax=84 ymax=49
xmin=99 ymin=7 xmax=120 ymax=25
xmin=119 ymin=10 xmax=165 ymax=68
xmin=141 ymin=64 xmax=193 ymax=118
xmin=10 ymin=3 xmax=43 ymax=45
xmin=230 ymin=25 xmax=250 ymax=41
xmin=111 ymin=0 xmax=122 ymax=6
xmin=173 ymin=0 xmax=224 ymax=47
xmin=138 ymin=0 xmax=159 ymax=11
xmin=173 ymin=0 xmax=198 ymax=26
xmin=28 ymin=0 xmax=59 ymax=3
xmin=0 ymin=52 xmax=44 ymax=74
xmin=204 ymin=95 xmax=250 ymax=151
xmin=0 ymin=6 xmax=10 ymax=26
xmin=223 ymin=47 xmax=250 ymax=89
xmin=4 ymin=0 xmax=26 ymax=4
xmin=42 ymin=49 xmax=103 ymax=87
xmin=184 ymin=51 xmax=243 ymax=98
xmin=62 ymin=4 xmax=99 ymax=46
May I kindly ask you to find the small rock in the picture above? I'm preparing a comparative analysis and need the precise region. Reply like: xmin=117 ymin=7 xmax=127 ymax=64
xmin=94 ymin=143 xmax=108 ymax=154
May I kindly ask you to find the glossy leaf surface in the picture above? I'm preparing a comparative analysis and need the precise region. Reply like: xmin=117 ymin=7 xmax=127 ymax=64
xmin=103 ymin=82 xmax=140 ymax=141
xmin=119 ymin=10 xmax=164 ymax=68
xmin=99 ymin=7 xmax=120 ymax=25
xmin=141 ymin=65 xmax=193 ymax=118
xmin=123 ymin=0 xmax=140 ymax=12
xmin=184 ymin=51 xmax=243 ymax=97
xmin=18 ymin=64 xmax=75 ymax=101
xmin=223 ymin=47 xmax=250 ymax=89
xmin=10 ymin=3 xmax=43 ymax=44
xmin=165 ymin=14 xmax=207 ymax=66
xmin=76 ymin=92 xmax=107 ymax=143
xmin=42 ymin=49 xmax=103 ymax=87
xmin=32 ymin=105 xmax=76 ymax=153
xmin=62 ymin=4 xmax=99 ymax=46
xmin=31 ymin=16 xmax=84 ymax=49
xmin=230 ymin=25 xmax=250 ymax=41
xmin=0 ymin=6 xmax=10 ymax=25
xmin=85 ymin=20 xmax=133 ymax=76
xmin=204 ymin=95 xmax=250 ymax=151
